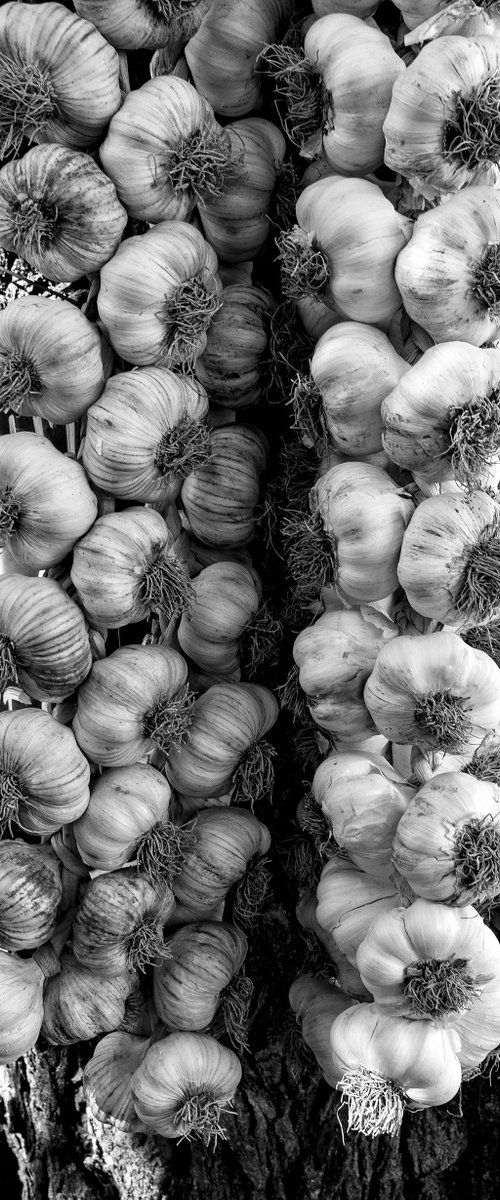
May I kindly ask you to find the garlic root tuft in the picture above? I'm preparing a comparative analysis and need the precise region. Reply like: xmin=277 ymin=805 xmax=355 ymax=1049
xmin=413 ymin=690 xmax=472 ymax=752
xmin=402 ymin=956 xmax=486 ymax=1017
xmin=231 ymin=739 xmax=276 ymax=807
xmin=0 ymin=52 xmax=57 ymax=159
xmin=454 ymin=814 xmax=500 ymax=904
xmin=276 ymin=228 xmax=330 ymax=303
xmin=154 ymin=417 xmax=211 ymax=479
xmin=337 ymin=1067 xmax=405 ymax=1138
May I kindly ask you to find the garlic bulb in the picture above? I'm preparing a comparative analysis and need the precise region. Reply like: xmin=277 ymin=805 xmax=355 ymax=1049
xmin=0 ymin=144 xmax=127 ymax=283
xmin=316 ymin=859 xmax=400 ymax=967
xmin=82 ymin=367 xmax=210 ymax=506
xmin=0 ymin=0 xmax=121 ymax=157
xmin=72 ymin=643 xmax=191 ymax=768
xmin=313 ymin=751 xmax=415 ymax=880
xmin=330 ymin=1003 xmax=462 ymax=1137
xmin=100 ymin=76 xmax=232 ymax=222
xmin=72 ymin=763 xmax=181 ymax=886
xmin=72 ymin=868 xmax=175 ymax=977
xmin=153 ymin=921 xmax=248 ymax=1039
xmin=195 ymin=284 xmax=276 ymax=409
xmin=41 ymin=951 xmax=134 ymax=1045
xmin=131 ymin=1031 xmax=242 ymax=1140
xmin=180 ymin=424 xmax=268 ymax=549
xmin=0 ymin=841 xmax=62 ymax=952
xmin=0 ymin=707 xmax=90 ymax=836
xmin=364 ymin=631 xmax=500 ymax=756
xmin=0 ymin=432 xmax=97 ymax=571
xmin=70 ymin=506 xmax=193 ymax=630
xmin=0 ymin=295 xmax=112 ymax=423
xmin=356 ymin=898 xmax=500 ymax=1021
xmin=397 ymin=489 xmax=500 ymax=629
xmin=0 ymin=574 xmax=92 ymax=703
xmin=392 ymin=771 xmax=500 ymax=907
xmin=97 ymin=220 xmax=223 ymax=369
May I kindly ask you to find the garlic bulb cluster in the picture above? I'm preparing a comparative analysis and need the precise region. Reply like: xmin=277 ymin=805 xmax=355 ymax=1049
xmin=4 ymin=0 xmax=500 ymax=1164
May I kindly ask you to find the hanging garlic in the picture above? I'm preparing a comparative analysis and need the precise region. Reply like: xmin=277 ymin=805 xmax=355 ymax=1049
xmin=0 ymin=574 xmax=92 ymax=703
xmin=97 ymin=220 xmax=223 ymax=369
xmin=292 ymin=607 xmax=399 ymax=744
xmin=0 ymin=841 xmax=62 ymax=952
xmin=195 ymin=284 xmax=276 ymax=409
xmin=74 ymin=0 xmax=210 ymax=51
xmin=176 ymin=559 xmax=277 ymax=679
xmin=171 ymin=806 xmax=271 ymax=923
xmin=356 ymin=898 xmax=500 ymax=1023
xmin=0 ymin=0 xmax=122 ymax=157
xmin=72 ymin=763 xmax=187 ymax=889
xmin=394 ymin=186 xmax=500 ymax=346
xmin=295 ymin=321 xmax=409 ymax=458
xmin=289 ymin=974 xmax=357 ymax=1087
xmin=316 ymin=858 xmax=401 ymax=966
xmin=180 ymin=424 xmax=268 ymax=549
xmin=285 ymin=461 xmax=414 ymax=605
xmin=72 ymin=643 xmax=192 ymax=768
xmin=131 ymin=1031 xmax=242 ymax=1141
xmin=330 ymin=1004 xmax=462 ymax=1137
xmin=0 ymin=707 xmax=90 ymax=837
xmin=313 ymin=751 xmax=415 ymax=881
xmin=153 ymin=922 xmax=249 ymax=1049
xmin=0 ymin=144 xmax=127 ymax=283
xmin=184 ymin=0 xmax=294 ymax=117
xmin=72 ymin=868 xmax=175 ymax=978
xmin=0 ymin=295 xmax=112 ymax=423
xmin=0 ymin=432 xmax=97 ymax=571
xmin=165 ymin=681 xmax=278 ymax=805
xmin=82 ymin=367 xmax=210 ymax=506
xmin=41 ymin=951 xmax=134 ymax=1045
xmin=364 ymin=630 xmax=500 ymax=757
xmin=99 ymin=76 xmax=232 ymax=223
xmin=381 ymin=341 xmax=500 ymax=488
xmin=70 ymin=506 xmax=193 ymax=630
xmin=295 ymin=891 xmax=372 ymax=1000
xmin=197 ymin=117 xmax=287 ymax=263
xmin=392 ymin=771 xmax=500 ymax=907
xmin=397 ymin=490 xmax=500 ymax=629
xmin=83 ymin=1029 xmax=152 ymax=1132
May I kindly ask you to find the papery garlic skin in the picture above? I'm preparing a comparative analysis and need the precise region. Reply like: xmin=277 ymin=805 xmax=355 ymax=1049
xmin=289 ymin=974 xmax=356 ymax=1087
xmin=0 ymin=432 xmax=97 ymax=571
xmin=0 ymin=295 xmax=112 ymax=424
xmin=356 ymin=899 xmax=500 ymax=1019
xmin=131 ymin=1031 xmax=242 ymax=1139
xmin=316 ymin=859 xmax=400 ymax=966
xmin=364 ymin=631 xmax=500 ymax=755
xmin=72 ymin=763 xmax=173 ymax=873
xmin=392 ymin=771 xmax=500 ymax=906
xmin=0 ymin=841 xmax=62 ymax=952
xmin=313 ymin=751 xmax=415 ymax=880
xmin=0 ymin=574 xmax=92 ymax=703
xmin=0 ymin=707 xmax=90 ymax=836
xmin=0 ymin=145 xmax=127 ymax=284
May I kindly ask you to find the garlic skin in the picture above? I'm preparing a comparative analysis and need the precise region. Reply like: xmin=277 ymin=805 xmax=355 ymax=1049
xmin=72 ymin=868 xmax=175 ymax=978
xmin=41 ymin=951 xmax=134 ymax=1045
xmin=72 ymin=643 xmax=190 ymax=768
xmin=0 ymin=574 xmax=92 ymax=703
xmin=296 ymin=891 xmax=372 ymax=1000
xmin=180 ymin=425 xmax=268 ymax=549
xmin=153 ymin=921 xmax=248 ymax=1032
xmin=198 ymin=117 xmax=286 ymax=263
xmin=83 ymin=1030 xmax=151 ymax=1132
xmin=316 ymin=859 xmax=400 ymax=966
xmin=75 ymin=0 xmax=210 ymax=51
xmin=195 ymin=284 xmax=276 ymax=409
xmin=0 ymin=1 xmax=122 ymax=154
xmin=172 ymin=806 xmax=271 ymax=922
xmin=0 ymin=707 xmax=90 ymax=836
xmin=72 ymin=763 xmax=174 ymax=875
xmin=313 ymin=751 xmax=415 ymax=880
xmin=131 ymin=1031 xmax=242 ymax=1140
xmin=82 ymin=367 xmax=209 ymax=506
xmin=394 ymin=186 xmax=500 ymax=346
xmin=330 ymin=1004 xmax=462 ymax=1137
xmin=0 ymin=432 xmax=97 ymax=571
xmin=364 ymin=631 xmax=500 ymax=756
xmin=392 ymin=771 xmax=500 ymax=907
xmin=0 ymin=952 xmax=45 ymax=1066
xmin=0 ymin=144 xmax=127 ymax=283
xmin=0 ymin=295 xmax=112 ymax=424
xmin=356 ymin=899 xmax=500 ymax=1020
xmin=0 ymin=841 xmax=62 ymax=952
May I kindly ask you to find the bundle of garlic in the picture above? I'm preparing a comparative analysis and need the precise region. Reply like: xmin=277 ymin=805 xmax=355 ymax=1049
xmin=3 ymin=0 xmax=500 ymax=1172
